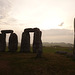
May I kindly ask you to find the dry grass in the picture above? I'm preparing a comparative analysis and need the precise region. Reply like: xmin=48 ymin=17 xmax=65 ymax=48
xmin=0 ymin=47 xmax=75 ymax=75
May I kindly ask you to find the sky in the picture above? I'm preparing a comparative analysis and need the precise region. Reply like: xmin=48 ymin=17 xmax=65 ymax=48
xmin=0 ymin=0 xmax=75 ymax=44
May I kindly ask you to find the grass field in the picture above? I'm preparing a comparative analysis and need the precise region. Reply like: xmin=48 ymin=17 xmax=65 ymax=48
xmin=0 ymin=46 xmax=75 ymax=75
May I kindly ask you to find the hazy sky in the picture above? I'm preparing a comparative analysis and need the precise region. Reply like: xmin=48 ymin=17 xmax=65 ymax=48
xmin=0 ymin=0 xmax=74 ymax=43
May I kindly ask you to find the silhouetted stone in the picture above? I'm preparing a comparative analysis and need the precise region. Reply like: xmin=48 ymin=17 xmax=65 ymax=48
xmin=0 ymin=33 xmax=6 ymax=52
xmin=0 ymin=30 xmax=14 ymax=52
xmin=55 ymin=51 xmax=67 ymax=55
xmin=74 ymin=18 xmax=75 ymax=58
xmin=24 ymin=28 xmax=34 ymax=32
xmin=20 ymin=31 xmax=30 ymax=52
xmin=33 ymin=29 xmax=42 ymax=57
xmin=0 ymin=34 xmax=6 ymax=52
xmin=20 ymin=28 xmax=42 ymax=55
xmin=33 ymin=28 xmax=42 ymax=53
xmin=8 ymin=33 xmax=18 ymax=52
xmin=1 ymin=30 xmax=13 ymax=34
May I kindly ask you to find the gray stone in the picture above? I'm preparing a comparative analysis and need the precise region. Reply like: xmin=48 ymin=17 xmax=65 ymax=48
xmin=74 ymin=18 xmax=75 ymax=58
xmin=8 ymin=33 xmax=18 ymax=52
xmin=20 ymin=28 xmax=42 ymax=56
xmin=1 ymin=30 xmax=13 ymax=34
xmin=0 ymin=34 xmax=6 ymax=52
xmin=33 ymin=28 xmax=42 ymax=52
xmin=20 ymin=31 xmax=30 ymax=52
xmin=0 ymin=30 xmax=14 ymax=52
xmin=55 ymin=51 xmax=67 ymax=55
xmin=24 ymin=28 xmax=34 ymax=32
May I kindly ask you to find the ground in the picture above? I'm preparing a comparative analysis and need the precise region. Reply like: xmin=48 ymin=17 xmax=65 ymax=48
xmin=0 ymin=47 xmax=75 ymax=75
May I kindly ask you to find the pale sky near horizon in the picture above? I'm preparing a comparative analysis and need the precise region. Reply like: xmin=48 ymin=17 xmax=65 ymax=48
xmin=0 ymin=0 xmax=75 ymax=44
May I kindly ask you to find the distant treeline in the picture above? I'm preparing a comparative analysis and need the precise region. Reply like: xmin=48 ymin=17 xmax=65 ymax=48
xmin=6 ymin=42 xmax=73 ymax=47
xmin=42 ymin=42 xmax=73 ymax=47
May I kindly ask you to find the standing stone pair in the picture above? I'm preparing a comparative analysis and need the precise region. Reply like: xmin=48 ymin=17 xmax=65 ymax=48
xmin=0 ymin=30 xmax=18 ymax=52
xmin=20 ymin=28 xmax=42 ymax=57
xmin=0 ymin=28 xmax=43 ymax=57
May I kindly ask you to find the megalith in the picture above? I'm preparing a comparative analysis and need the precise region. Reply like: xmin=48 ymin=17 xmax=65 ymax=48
xmin=0 ymin=34 xmax=6 ymax=52
xmin=74 ymin=18 xmax=75 ymax=58
xmin=0 ymin=30 xmax=13 ymax=52
xmin=20 ymin=30 xmax=30 ymax=52
xmin=33 ymin=28 xmax=42 ymax=57
xmin=20 ymin=28 xmax=42 ymax=56
xmin=8 ymin=33 xmax=18 ymax=52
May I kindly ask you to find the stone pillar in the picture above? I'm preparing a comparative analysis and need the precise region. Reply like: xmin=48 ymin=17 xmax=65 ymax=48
xmin=0 ymin=33 xmax=6 ymax=52
xmin=8 ymin=33 xmax=18 ymax=52
xmin=0 ymin=32 xmax=6 ymax=52
xmin=73 ymin=18 xmax=75 ymax=58
xmin=33 ymin=28 xmax=42 ymax=57
xmin=20 ymin=31 xmax=30 ymax=53
xmin=1 ymin=30 xmax=14 ymax=52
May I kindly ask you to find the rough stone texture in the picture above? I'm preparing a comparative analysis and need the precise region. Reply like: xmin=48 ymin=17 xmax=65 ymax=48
xmin=33 ymin=28 xmax=42 ymax=53
xmin=0 ymin=30 xmax=14 ymax=52
xmin=1 ymin=30 xmax=13 ymax=34
xmin=20 ymin=31 xmax=30 ymax=52
xmin=0 ymin=34 xmax=6 ymax=52
xmin=24 ymin=28 xmax=34 ymax=32
xmin=21 ymin=28 xmax=42 ymax=55
xmin=8 ymin=33 xmax=18 ymax=52
xmin=0 ymin=33 xmax=6 ymax=52
xmin=33 ymin=28 xmax=42 ymax=57
xmin=55 ymin=51 xmax=67 ymax=55
xmin=74 ymin=18 xmax=75 ymax=58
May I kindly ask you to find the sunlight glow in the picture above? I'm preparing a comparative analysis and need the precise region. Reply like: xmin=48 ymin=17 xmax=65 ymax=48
xmin=38 ymin=17 xmax=64 ymax=29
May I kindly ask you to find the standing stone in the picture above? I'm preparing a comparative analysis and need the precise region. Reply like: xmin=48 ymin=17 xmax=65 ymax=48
xmin=0 ymin=34 xmax=6 ymax=52
xmin=20 ymin=28 xmax=42 ymax=55
xmin=33 ymin=28 xmax=42 ymax=57
xmin=33 ymin=28 xmax=39 ymax=53
xmin=0 ymin=33 xmax=6 ymax=52
xmin=1 ymin=30 xmax=14 ymax=52
xmin=73 ymin=18 xmax=75 ymax=58
xmin=8 ymin=33 xmax=18 ymax=52
xmin=20 ymin=31 xmax=30 ymax=52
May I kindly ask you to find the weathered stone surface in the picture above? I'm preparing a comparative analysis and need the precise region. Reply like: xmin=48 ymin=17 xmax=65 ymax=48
xmin=1 ymin=30 xmax=13 ymax=34
xmin=24 ymin=28 xmax=34 ymax=32
xmin=74 ymin=18 xmax=75 ymax=58
xmin=33 ymin=29 xmax=42 ymax=57
xmin=0 ymin=30 xmax=14 ymax=52
xmin=8 ymin=33 xmax=18 ymax=52
xmin=20 ymin=27 xmax=42 ymax=55
xmin=55 ymin=51 xmax=67 ymax=55
xmin=33 ymin=28 xmax=42 ymax=53
xmin=20 ymin=31 xmax=30 ymax=52
xmin=0 ymin=33 xmax=6 ymax=52
xmin=0 ymin=34 xmax=6 ymax=52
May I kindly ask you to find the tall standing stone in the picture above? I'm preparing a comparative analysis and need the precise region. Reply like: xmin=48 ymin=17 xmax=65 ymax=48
xmin=0 ymin=34 xmax=6 ymax=52
xmin=8 ymin=33 xmax=18 ymax=52
xmin=73 ymin=18 xmax=75 ymax=58
xmin=0 ymin=32 xmax=6 ymax=52
xmin=20 ymin=28 xmax=42 ymax=55
xmin=20 ymin=31 xmax=30 ymax=52
xmin=1 ymin=30 xmax=14 ymax=52
xmin=33 ymin=28 xmax=42 ymax=57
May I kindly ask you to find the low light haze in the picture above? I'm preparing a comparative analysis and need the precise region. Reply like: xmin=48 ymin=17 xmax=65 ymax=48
xmin=0 ymin=0 xmax=74 ymax=44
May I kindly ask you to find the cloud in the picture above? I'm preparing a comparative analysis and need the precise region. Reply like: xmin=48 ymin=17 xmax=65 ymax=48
xmin=42 ymin=29 xmax=73 ymax=36
xmin=42 ymin=29 xmax=73 ymax=43
xmin=0 ymin=0 xmax=13 ymax=26
xmin=0 ymin=0 xmax=11 ymax=19
xmin=0 ymin=0 xmax=20 ymax=26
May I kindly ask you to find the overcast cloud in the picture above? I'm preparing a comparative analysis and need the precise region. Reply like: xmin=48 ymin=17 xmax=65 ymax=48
xmin=42 ymin=29 xmax=73 ymax=44
xmin=0 ymin=0 xmax=11 ymax=19
xmin=0 ymin=0 xmax=74 ymax=44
